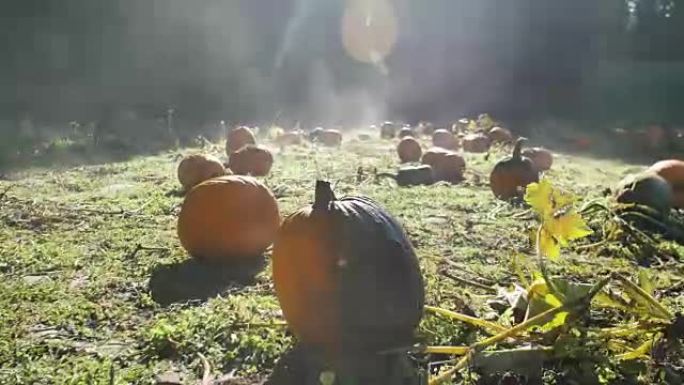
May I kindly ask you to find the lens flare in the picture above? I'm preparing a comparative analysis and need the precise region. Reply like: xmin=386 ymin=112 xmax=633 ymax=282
xmin=341 ymin=0 xmax=398 ymax=72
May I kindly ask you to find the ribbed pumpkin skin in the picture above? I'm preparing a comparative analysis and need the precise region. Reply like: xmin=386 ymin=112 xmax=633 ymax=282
xmin=226 ymin=126 xmax=256 ymax=154
xmin=228 ymin=145 xmax=274 ymax=176
xmin=490 ymin=138 xmax=539 ymax=199
xmin=177 ymin=154 xmax=226 ymax=190
xmin=647 ymin=159 xmax=684 ymax=208
xmin=397 ymin=137 xmax=422 ymax=163
xmin=177 ymin=175 xmax=280 ymax=262
xmin=272 ymin=182 xmax=425 ymax=361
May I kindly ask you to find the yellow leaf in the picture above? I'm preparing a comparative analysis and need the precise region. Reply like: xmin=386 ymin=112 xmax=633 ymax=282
xmin=525 ymin=178 xmax=553 ymax=217
xmin=546 ymin=211 xmax=593 ymax=245
xmin=551 ymin=189 xmax=576 ymax=209
xmin=538 ymin=228 xmax=560 ymax=260
xmin=544 ymin=293 xmax=563 ymax=307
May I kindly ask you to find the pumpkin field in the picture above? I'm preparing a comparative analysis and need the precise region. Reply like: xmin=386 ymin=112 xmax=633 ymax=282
xmin=1 ymin=119 xmax=683 ymax=385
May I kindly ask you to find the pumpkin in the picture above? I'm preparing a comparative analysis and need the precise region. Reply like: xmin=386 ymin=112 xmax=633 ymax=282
xmin=319 ymin=129 xmax=343 ymax=147
xmin=647 ymin=159 xmax=684 ymax=208
xmin=396 ymin=137 xmax=422 ymax=163
xmin=275 ymin=131 xmax=303 ymax=146
xmin=177 ymin=154 xmax=227 ymax=191
xmin=616 ymin=172 xmax=673 ymax=213
xmin=380 ymin=121 xmax=397 ymax=139
xmin=177 ymin=175 xmax=280 ymax=262
xmin=521 ymin=147 xmax=554 ymax=172
xmin=272 ymin=181 xmax=425 ymax=361
xmin=432 ymin=129 xmax=459 ymax=150
xmin=462 ymin=133 xmax=491 ymax=153
xmin=398 ymin=126 xmax=415 ymax=138
xmin=489 ymin=138 xmax=539 ymax=199
xmin=488 ymin=126 xmax=514 ymax=144
xmin=226 ymin=126 xmax=256 ymax=154
xmin=228 ymin=145 xmax=274 ymax=176
xmin=421 ymin=147 xmax=465 ymax=183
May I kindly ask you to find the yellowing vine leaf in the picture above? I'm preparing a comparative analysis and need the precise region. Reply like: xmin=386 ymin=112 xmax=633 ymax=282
xmin=525 ymin=178 xmax=592 ymax=259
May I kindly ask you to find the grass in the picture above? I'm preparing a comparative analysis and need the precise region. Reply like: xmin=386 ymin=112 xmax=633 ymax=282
xmin=0 ymin=132 xmax=682 ymax=384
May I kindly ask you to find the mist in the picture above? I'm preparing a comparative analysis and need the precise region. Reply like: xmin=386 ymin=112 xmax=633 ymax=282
xmin=1 ymin=0 xmax=683 ymax=134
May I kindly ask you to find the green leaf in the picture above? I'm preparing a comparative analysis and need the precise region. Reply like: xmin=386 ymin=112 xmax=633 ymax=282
xmin=638 ymin=269 xmax=655 ymax=297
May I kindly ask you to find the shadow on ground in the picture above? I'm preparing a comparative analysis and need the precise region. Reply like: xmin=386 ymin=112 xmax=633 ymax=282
xmin=148 ymin=255 xmax=266 ymax=306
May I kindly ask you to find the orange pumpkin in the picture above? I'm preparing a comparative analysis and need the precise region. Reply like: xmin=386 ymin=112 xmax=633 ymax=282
xmin=318 ymin=129 xmax=343 ymax=147
xmin=177 ymin=175 xmax=280 ymax=262
xmin=462 ymin=133 xmax=491 ymax=153
xmin=272 ymin=181 xmax=424 ymax=362
xmin=228 ymin=145 xmax=273 ymax=177
xmin=421 ymin=147 xmax=465 ymax=183
xmin=521 ymin=147 xmax=554 ymax=172
xmin=488 ymin=126 xmax=514 ymax=144
xmin=177 ymin=154 xmax=227 ymax=191
xmin=397 ymin=137 xmax=422 ymax=163
xmin=489 ymin=138 xmax=539 ymax=199
xmin=226 ymin=126 xmax=256 ymax=154
xmin=432 ymin=129 xmax=459 ymax=150
xmin=647 ymin=159 xmax=684 ymax=208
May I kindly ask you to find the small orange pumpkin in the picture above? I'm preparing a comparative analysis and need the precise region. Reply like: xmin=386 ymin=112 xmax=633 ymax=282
xmin=397 ymin=137 xmax=422 ymax=163
xmin=489 ymin=138 xmax=539 ymax=199
xmin=228 ymin=145 xmax=274 ymax=176
xmin=521 ymin=147 xmax=554 ymax=172
xmin=432 ymin=129 xmax=459 ymax=150
xmin=488 ymin=126 xmax=514 ymax=144
xmin=462 ymin=133 xmax=491 ymax=153
xmin=177 ymin=154 xmax=227 ymax=191
xmin=647 ymin=159 xmax=684 ymax=208
xmin=177 ymin=175 xmax=280 ymax=262
xmin=226 ymin=126 xmax=256 ymax=154
xmin=421 ymin=147 xmax=465 ymax=183
xmin=318 ymin=129 xmax=343 ymax=147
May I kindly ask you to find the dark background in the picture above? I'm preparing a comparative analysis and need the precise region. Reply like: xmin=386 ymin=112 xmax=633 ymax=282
xmin=1 ymin=0 xmax=683 ymax=131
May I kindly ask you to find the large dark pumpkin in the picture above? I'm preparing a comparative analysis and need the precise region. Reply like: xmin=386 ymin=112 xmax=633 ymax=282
xmin=489 ymin=138 xmax=539 ymax=199
xmin=616 ymin=172 xmax=674 ymax=213
xmin=272 ymin=181 xmax=425 ymax=363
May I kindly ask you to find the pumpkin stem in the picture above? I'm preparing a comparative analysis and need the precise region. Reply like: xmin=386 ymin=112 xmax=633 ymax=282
xmin=314 ymin=180 xmax=336 ymax=210
xmin=512 ymin=137 xmax=527 ymax=160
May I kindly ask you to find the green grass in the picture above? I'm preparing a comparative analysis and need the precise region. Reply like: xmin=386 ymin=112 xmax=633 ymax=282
xmin=0 ymin=133 xmax=681 ymax=385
